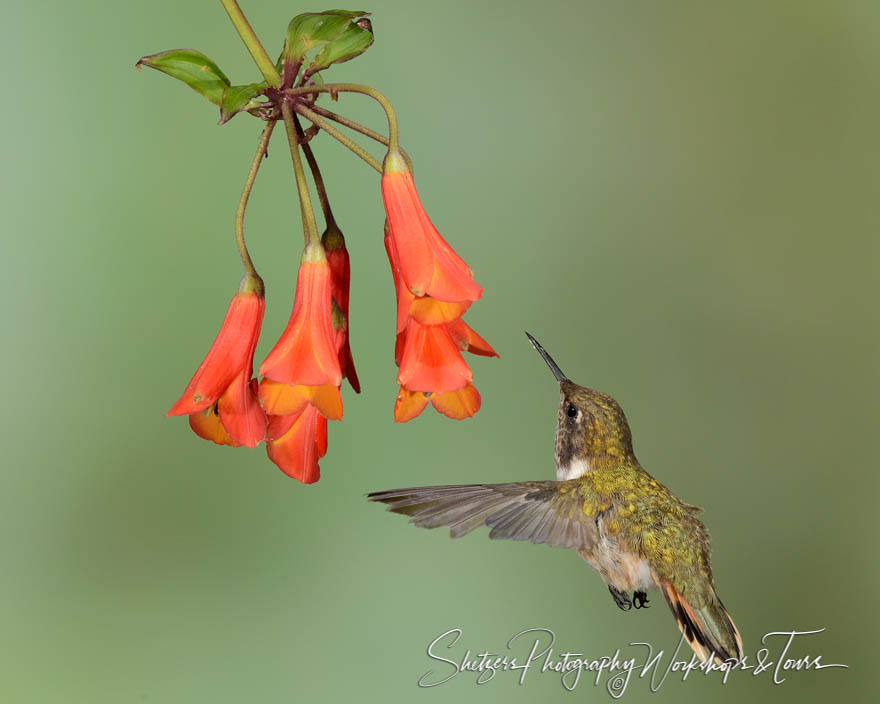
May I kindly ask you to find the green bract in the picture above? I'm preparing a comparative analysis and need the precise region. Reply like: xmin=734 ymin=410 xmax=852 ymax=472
xmin=281 ymin=10 xmax=373 ymax=81
xmin=136 ymin=49 xmax=230 ymax=106
xmin=307 ymin=17 xmax=373 ymax=76
xmin=136 ymin=49 xmax=268 ymax=125
xmin=220 ymin=83 xmax=268 ymax=125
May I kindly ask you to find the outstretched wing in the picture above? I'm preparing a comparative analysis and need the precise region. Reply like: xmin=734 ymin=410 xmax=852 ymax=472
xmin=367 ymin=480 xmax=598 ymax=550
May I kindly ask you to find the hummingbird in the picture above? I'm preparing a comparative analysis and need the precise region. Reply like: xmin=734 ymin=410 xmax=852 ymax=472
xmin=367 ymin=332 xmax=743 ymax=664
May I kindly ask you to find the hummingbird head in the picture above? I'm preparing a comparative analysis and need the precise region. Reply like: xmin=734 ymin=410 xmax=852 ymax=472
xmin=525 ymin=332 xmax=636 ymax=480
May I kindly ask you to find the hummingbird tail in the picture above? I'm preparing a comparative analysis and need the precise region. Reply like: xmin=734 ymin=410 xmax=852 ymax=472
xmin=657 ymin=579 xmax=744 ymax=665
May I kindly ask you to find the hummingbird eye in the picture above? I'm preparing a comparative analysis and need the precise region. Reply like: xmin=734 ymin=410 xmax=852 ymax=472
xmin=567 ymin=403 xmax=578 ymax=419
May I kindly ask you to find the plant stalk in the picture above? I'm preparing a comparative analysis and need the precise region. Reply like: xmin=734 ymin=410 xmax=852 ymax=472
xmin=234 ymin=121 xmax=275 ymax=289
xmin=295 ymin=103 xmax=382 ymax=173
xmin=281 ymin=101 xmax=321 ymax=247
xmin=308 ymin=105 xmax=412 ymax=171
xmin=220 ymin=0 xmax=281 ymax=88
xmin=293 ymin=114 xmax=335 ymax=227
xmin=285 ymin=83 xmax=399 ymax=152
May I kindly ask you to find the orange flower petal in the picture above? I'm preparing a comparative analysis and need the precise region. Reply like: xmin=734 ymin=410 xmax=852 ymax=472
xmin=394 ymin=328 xmax=406 ymax=368
xmin=189 ymin=403 xmax=239 ymax=447
xmin=266 ymin=405 xmax=325 ymax=484
xmin=397 ymin=319 xmax=472 ymax=393
xmin=307 ymin=383 xmax=343 ymax=421
xmin=381 ymin=171 xmax=433 ymax=297
xmin=426 ymin=221 xmax=474 ymax=278
xmin=259 ymin=379 xmax=311 ymax=416
xmin=266 ymin=411 xmax=299 ymax=441
xmin=421 ymin=223 xmax=483 ymax=304
xmin=218 ymin=374 xmax=267 ymax=448
xmin=259 ymin=246 xmax=342 ymax=387
xmin=446 ymin=319 xmax=499 ymax=358
xmin=315 ymin=413 xmax=328 ymax=457
xmin=384 ymin=227 xmax=415 ymax=334
xmin=393 ymin=386 xmax=430 ymax=423
xmin=168 ymin=289 xmax=265 ymax=416
xmin=260 ymin=380 xmax=342 ymax=420
xmin=431 ymin=382 xmax=482 ymax=420
xmin=409 ymin=296 xmax=472 ymax=326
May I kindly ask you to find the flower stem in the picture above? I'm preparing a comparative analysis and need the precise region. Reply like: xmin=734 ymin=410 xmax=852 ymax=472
xmin=308 ymin=105 xmax=412 ymax=171
xmin=286 ymin=83 xmax=399 ymax=152
xmin=295 ymin=103 xmax=382 ymax=173
xmin=234 ymin=120 xmax=276 ymax=287
xmin=220 ymin=0 xmax=281 ymax=88
xmin=293 ymin=114 xmax=335 ymax=227
xmin=281 ymin=101 xmax=321 ymax=247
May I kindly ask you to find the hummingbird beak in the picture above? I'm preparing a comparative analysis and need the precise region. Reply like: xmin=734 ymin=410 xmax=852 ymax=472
xmin=524 ymin=332 xmax=569 ymax=382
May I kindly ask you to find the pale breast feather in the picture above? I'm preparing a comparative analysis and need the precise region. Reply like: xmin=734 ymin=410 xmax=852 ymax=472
xmin=557 ymin=457 xmax=592 ymax=481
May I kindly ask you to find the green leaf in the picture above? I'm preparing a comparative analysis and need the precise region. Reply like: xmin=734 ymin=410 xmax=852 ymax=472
xmin=281 ymin=10 xmax=368 ymax=72
xmin=136 ymin=49 xmax=230 ymax=106
xmin=219 ymin=82 xmax=268 ymax=125
xmin=306 ymin=17 xmax=373 ymax=75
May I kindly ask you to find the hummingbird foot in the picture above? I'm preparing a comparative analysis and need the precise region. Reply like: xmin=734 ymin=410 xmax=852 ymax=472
xmin=608 ymin=585 xmax=632 ymax=611
xmin=633 ymin=591 xmax=650 ymax=609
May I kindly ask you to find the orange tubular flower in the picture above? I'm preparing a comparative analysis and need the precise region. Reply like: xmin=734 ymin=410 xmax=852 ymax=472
xmin=260 ymin=242 xmax=341 ymax=387
xmin=381 ymin=149 xmax=483 ymax=303
xmin=259 ymin=241 xmax=343 ymax=482
xmin=382 ymin=164 xmax=499 ymax=423
xmin=167 ymin=274 xmax=268 ymax=448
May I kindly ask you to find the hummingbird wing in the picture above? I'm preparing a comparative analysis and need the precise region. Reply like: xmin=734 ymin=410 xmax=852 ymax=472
xmin=367 ymin=481 xmax=598 ymax=550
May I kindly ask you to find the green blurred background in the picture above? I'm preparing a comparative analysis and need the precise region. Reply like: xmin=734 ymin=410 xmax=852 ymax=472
xmin=1 ymin=0 xmax=876 ymax=701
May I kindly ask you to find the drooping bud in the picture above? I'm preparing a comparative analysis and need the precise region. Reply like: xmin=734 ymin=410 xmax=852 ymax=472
xmin=322 ymin=221 xmax=360 ymax=392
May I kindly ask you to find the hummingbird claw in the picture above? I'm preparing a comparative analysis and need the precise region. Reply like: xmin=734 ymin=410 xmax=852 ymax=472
xmin=609 ymin=585 xmax=632 ymax=611
xmin=633 ymin=591 xmax=650 ymax=609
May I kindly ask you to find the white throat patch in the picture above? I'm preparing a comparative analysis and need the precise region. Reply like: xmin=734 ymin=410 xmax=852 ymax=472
xmin=557 ymin=457 xmax=591 ymax=481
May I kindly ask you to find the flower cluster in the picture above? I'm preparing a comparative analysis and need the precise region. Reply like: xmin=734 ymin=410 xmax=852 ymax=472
xmin=165 ymin=148 xmax=496 ymax=483
xmin=382 ymin=149 xmax=498 ymax=422
xmin=145 ymin=6 xmax=498 ymax=483
xmin=167 ymin=235 xmax=354 ymax=483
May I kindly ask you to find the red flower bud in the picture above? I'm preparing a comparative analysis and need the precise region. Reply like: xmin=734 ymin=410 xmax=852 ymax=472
xmin=323 ymin=224 xmax=360 ymax=393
